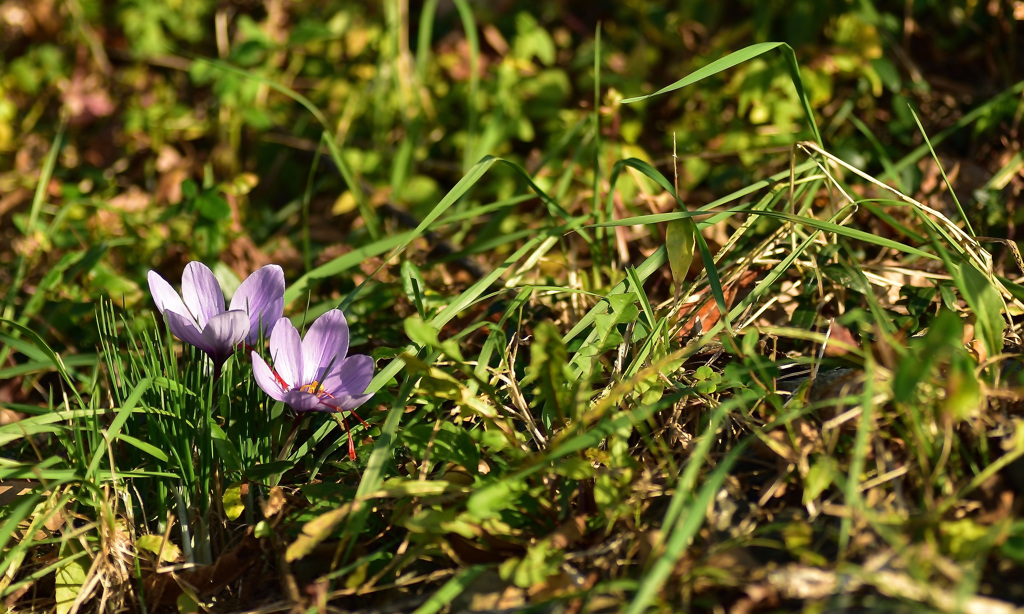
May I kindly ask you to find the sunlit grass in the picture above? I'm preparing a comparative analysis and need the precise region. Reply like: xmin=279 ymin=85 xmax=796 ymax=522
xmin=2 ymin=2 xmax=1024 ymax=613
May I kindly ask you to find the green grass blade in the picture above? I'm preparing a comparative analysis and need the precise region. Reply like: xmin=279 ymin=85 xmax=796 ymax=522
xmin=412 ymin=565 xmax=486 ymax=614
xmin=590 ymin=208 xmax=937 ymax=261
xmin=26 ymin=118 xmax=64 ymax=236
xmin=885 ymin=78 xmax=1024 ymax=179
xmin=620 ymin=42 xmax=822 ymax=146
xmin=909 ymin=107 xmax=974 ymax=236
xmin=627 ymin=396 xmax=749 ymax=613
xmin=0 ymin=319 xmax=86 ymax=407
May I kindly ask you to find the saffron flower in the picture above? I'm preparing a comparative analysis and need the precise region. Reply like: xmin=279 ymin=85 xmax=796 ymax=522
xmin=148 ymin=262 xmax=285 ymax=368
xmin=251 ymin=309 xmax=374 ymax=458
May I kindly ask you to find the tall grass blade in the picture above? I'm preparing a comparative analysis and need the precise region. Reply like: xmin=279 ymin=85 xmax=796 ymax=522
xmin=620 ymin=42 xmax=822 ymax=146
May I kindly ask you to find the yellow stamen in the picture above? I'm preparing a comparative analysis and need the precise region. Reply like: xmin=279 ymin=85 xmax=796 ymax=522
xmin=299 ymin=380 xmax=336 ymax=400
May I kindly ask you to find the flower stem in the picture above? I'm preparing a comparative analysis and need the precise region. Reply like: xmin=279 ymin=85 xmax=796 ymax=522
xmin=277 ymin=414 xmax=304 ymax=462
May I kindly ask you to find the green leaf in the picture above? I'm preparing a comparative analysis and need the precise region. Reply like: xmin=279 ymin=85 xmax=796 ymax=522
xmin=404 ymin=315 xmax=464 ymax=362
xmin=209 ymin=421 xmax=243 ymax=473
xmin=223 ymin=483 xmax=246 ymax=521
xmin=177 ymin=591 xmax=200 ymax=614
xmin=666 ymin=218 xmax=696 ymax=293
xmin=287 ymin=503 xmax=355 ymax=562
xmin=523 ymin=321 xmax=574 ymax=426
xmin=467 ymin=478 xmax=524 ymax=521
xmin=117 ymin=434 xmax=170 ymax=462
xmin=243 ymin=460 xmax=296 ymax=483
xmin=803 ymin=456 xmax=836 ymax=504
xmin=136 ymin=534 xmax=182 ymax=563
xmin=893 ymin=308 xmax=963 ymax=402
xmin=195 ymin=191 xmax=231 ymax=222
xmin=554 ymin=457 xmax=594 ymax=480
xmin=945 ymin=351 xmax=982 ymax=421
xmin=500 ymin=540 xmax=561 ymax=588
xmin=401 ymin=260 xmax=427 ymax=318
xmin=402 ymin=422 xmax=480 ymax=472
xmin=26 ymin=118 xmax=64 ymax=233
xmin=940 ymin=518 xmax=992 ymax=560
xmin=956 ymin=263 xmax=1005 ymax=357
xmin=55 ymin=541 xmax=89 ymax=614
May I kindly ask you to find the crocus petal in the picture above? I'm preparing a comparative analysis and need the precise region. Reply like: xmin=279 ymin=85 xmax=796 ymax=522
xmin=281 ymin=390 xmax=327 ymax=413
xmin=323 ymin=354 xmax=374 ymax=397
xmin=164 ymin=310 xmax=211 ymax=354
xmin=268 ymin=317 xmax=303 ymax=387
xmin=230 ymin=264 xmax=285 ymax=344
xmin=201 ymin=310 xmax=249 ymax=361
xmin=181 ymin=262 xmax=225 ymax=329
xmin=326 ymin=392 xmax=374 ymax=413
xmin=251 ymin=351 xmax=288 ymax=402
xmin=321 ymin=354 xmax=374 ymax=411
xmin=148 ymin=271 xmax=191 ymax=321
xmin=301 ymin=309 xmax=349 ymax=384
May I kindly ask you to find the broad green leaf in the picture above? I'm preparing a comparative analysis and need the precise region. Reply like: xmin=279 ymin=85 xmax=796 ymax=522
xmin=177 ymin=591 xmax=200 ymax=614
xmin=136 ymin=534 xmax=182 ymax=563
xmin=957 ymin=263 xmax=1005 ymax=357
xmin=803 ymin=456 xmax=837 ymax=504
xmin=404 ymin=315 xmax=463 ymax=362
xmin=402 ymin=422 xmax=480 ymax=472
xmin=945 ymin=352 xmax=982 ymax=421
xmin=55 ymin=542 xmax=89 ymax=614
xmin=195 ymin=191 xmax=230 ymax=221
xmin=553 ymin=457 xmax=594 ymax=480
xmin=222 ymin=483 xmax=246 ymax=521
xmin=467 ymin=478 xmax=523 ymax=520
xmin=666 ymin=218 xmax=696 ymax=292
xmin=893 ymin=308 xmax=963 ymax=402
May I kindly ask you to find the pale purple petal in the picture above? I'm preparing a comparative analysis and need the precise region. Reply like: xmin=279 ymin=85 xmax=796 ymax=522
xmin=268 ymin=318 xmax=303 ymax=387
xmin=148 ymin=271 xmax=191 ymax=321
xmin=321 ymin=354 xmax=374 ymax=411
xmin=251 ymin=351 xmax=288 ymax=402
xmin=301 ymin=309 xmax=349 ymax=384
xmin=325 ymin=392 xmax=374 ymax=412
xmin=322 ymin=354 xmax=373 ymax=396
xmin=281 ymin=390 xmax=327 ymax=412
xmin=229 ymin=264 xmax=285 ymax=344
xmin=201 ymin=310 xmax=249 ymax=361
xmin=181 ymin=262 xmax=224 ymax=328
xmin=164 ymin=311 xmax=210 ymax=354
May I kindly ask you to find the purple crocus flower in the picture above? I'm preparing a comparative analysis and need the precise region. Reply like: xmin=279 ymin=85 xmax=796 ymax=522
xmin=148 ymin=262 xmax=285 ymax=368
xmin=251 ymin=309 xmax=374 ymax=458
